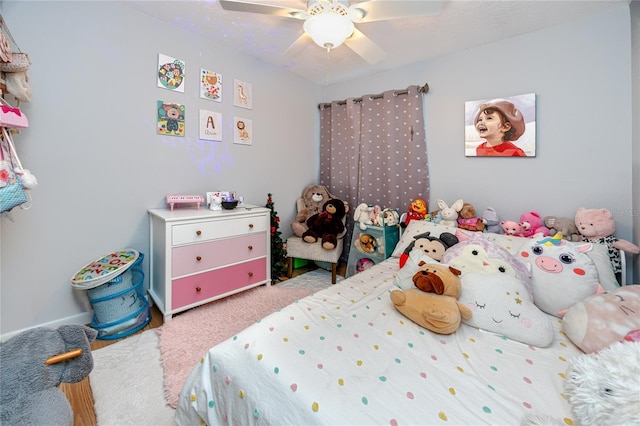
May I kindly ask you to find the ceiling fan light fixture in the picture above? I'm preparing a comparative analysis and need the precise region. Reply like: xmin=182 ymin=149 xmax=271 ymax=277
xmin=303 ymin=12 xmax=354 ymax=50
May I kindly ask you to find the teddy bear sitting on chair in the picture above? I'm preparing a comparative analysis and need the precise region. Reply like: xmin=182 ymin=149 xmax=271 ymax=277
xmin=302 ymin=198 xmax=347 ymax=250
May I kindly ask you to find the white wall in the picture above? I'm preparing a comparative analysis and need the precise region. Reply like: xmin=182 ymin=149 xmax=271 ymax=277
xmin=324 ymin=4 xmax=636 ymax=279
xmin=0 ymin=1 xmax=321 ymax=337
xmin=1 ymin=2 xmax=637 ymax=338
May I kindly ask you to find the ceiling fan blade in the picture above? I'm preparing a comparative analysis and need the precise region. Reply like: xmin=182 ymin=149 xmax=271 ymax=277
xmin=349 ymin=0 xmax=442 ymax=23
xmin=344 ymin=28 xmax=386 ymax=64
xmin=282 ymin=32 xmax=311 ymax=57
xmin=219 ymin=0 xmax=308 ymax=20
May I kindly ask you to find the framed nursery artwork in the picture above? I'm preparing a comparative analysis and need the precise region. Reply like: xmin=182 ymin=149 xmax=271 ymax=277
xmin=199 ymin=109 xmax=222 ymax=141
xmin=157 ymin=101 xmax=185 ymax=137
xmin=157 ymin=54 xmax=185 ymax=93
xmin=233 ymin=79 xmax=253 ymax=109
xmin=464 ymin=93 xmax=536 ymax=157
xmin=233 ymin=116 xmax=252 ymax=145
xmin=200 ymin=69 xmax=222 ymax=102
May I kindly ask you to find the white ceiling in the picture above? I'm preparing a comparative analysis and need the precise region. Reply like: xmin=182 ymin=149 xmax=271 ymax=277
xmin=127 ymin=0 xmax=629 ymax=85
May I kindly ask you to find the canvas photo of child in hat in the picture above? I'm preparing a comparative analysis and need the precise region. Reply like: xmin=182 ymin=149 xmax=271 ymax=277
xmin=464 ymin=93 xmax=536 ymax=157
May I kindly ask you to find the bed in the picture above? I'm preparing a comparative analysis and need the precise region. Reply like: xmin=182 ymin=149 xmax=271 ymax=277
xmin=175 ymin=221 xmax=628 ymax=426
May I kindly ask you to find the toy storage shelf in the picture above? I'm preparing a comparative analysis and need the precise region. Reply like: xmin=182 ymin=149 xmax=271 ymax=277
xmin=346 ymin=222 xmax=399 ymax=277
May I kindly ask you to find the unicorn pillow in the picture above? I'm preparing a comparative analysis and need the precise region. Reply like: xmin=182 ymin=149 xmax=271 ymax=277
xmin=517 ymin=234 xmax=603 ymax=318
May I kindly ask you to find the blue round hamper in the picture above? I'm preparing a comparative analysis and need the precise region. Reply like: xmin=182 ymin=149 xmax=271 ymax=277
xmin=71 ymin=249 xmax=151 ymax=340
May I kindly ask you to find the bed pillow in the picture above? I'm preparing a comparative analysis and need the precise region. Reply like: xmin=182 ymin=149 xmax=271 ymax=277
xmin=562 ymin=285 xmax=640 ymax=353
xmin=459 ymin=273 xmax=554 ymax=347
xmin=482 ymin=232 xmax=619 ymax=291
xmin=391 ymin=221 xmax=471 ymax=258
xmin=516 ymin=235 xmax=602 ymax=318
xmin=441 ymin=233 xmax=532 ymax=298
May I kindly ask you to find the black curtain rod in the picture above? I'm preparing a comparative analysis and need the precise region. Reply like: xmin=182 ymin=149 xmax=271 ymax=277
xmin=318 ymin=83 xmax=429 ymax=109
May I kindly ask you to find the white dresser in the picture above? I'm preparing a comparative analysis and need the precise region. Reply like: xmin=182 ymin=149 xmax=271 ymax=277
xmin=148 ymin=206 xmax=271 ymax=322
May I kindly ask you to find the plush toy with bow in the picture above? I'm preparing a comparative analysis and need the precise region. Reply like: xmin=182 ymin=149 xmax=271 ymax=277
xmin=303 ymin=198 xmax=347 ymax=250
xmin=575 ymin=207 xmax=640 ymax=276
xmin=390 ymin=263 xmax=471 ymax=335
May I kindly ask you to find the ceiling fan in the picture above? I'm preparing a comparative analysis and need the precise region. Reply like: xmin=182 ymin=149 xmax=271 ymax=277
xmin=218 ymin=0 xmax=442 ymax=64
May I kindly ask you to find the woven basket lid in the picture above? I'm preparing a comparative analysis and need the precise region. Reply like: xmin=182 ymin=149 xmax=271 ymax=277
xmin=70 ymin=248 xmax=140 ymax=290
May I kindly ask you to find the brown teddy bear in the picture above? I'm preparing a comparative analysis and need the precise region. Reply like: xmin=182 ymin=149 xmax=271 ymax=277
xmin=457 ymin=202 xmax=485 ymax=232
xmin=390 ymin=262 xmax=471 ymax=334
xmin=302 ymin=199 xmax=347 ymax=250
xmin=292 ymin=185 xmax=339 ymax=237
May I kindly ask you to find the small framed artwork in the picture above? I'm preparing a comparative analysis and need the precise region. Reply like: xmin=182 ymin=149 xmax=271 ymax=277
xmin=199 ymin=109 xmax=222 ymax=141
xmin=200 ymin=69 xmax=222 ymax=102
xmin=233 ymin=79 xmax=253 ymax=109
xmin=157 ymin=53 xmax=185 ymax=93
xmin=157 ymin=101 xmax=185 ymax=137
xmin=464 ymin=93 xmax=536 ymax=157
xmin=234 ymin=116 xmax=252 ymax=145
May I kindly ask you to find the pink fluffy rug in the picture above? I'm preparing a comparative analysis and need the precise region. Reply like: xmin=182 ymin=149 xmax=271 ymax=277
xmin=157 ymin=285 xmax=312 ymax=408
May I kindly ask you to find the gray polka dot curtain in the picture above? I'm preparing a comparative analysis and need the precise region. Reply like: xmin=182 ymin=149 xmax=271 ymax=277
xmin=319 ymin=85 xmax=430 ymax=258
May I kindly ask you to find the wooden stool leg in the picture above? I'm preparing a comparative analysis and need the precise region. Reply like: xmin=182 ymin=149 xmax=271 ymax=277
xmin=287 ymin=257 xmax=293 ymax=278
xmin=331 ymin=263 xmax=337 ymax=284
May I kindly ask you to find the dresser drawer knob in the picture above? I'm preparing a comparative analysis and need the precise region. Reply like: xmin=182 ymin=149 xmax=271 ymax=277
xmin=248 ymin=223 xmax=254 ymax=229
xmin=196 ymin=256 xmax=202 ymax=261
xmin=196 ymin=286 xmax=202 ymax=292
xmin=248 ymin=272 xmax=254 ymax=277
xmin=196 ymin=230 xmax=202 ymax=236
xmin=248 ymin=245 xmax=253 ymax=250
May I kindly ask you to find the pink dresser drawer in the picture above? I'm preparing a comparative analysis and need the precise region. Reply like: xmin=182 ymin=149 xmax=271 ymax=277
xmin=171 ymin=233 xmax=266 ymax=278
xmin=171 ymin=258 xmax=267 ymax=310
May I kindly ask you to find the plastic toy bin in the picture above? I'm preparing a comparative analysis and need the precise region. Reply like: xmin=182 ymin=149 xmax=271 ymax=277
xmin=71 ymin=249 xmax=151 ymax=340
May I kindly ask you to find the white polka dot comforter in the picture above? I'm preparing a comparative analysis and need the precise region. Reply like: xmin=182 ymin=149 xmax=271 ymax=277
xmin=175 ymin=258 xmax=581 ymax=425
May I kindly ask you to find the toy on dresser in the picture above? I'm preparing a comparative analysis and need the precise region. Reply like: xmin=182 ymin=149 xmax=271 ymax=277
xmin=574 ymin=207 xmax=640 ymax=276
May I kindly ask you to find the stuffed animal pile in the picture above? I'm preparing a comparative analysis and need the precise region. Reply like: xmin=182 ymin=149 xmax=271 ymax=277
xmin=291 ymin=185 xmax=339 ymax=237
